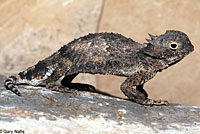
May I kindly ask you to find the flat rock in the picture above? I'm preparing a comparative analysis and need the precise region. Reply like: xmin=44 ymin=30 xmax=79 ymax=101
xmin=0 ymin=75 xmax=200 ymax=134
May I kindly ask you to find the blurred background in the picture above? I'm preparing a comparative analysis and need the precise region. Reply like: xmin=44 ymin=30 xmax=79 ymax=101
xmin=0 ymin=0 xmax=199 ymax=106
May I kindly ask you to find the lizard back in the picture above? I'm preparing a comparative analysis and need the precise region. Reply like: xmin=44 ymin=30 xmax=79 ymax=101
xmin=59 ymin=33 xmax=145 ymax=76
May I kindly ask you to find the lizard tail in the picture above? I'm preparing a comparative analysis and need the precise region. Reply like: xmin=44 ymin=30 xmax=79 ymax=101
xmin=4 ymin=75 xmax=21 ymax=96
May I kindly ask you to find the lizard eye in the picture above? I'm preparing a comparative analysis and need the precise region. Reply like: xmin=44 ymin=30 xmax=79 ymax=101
xmin=169 ymin=42 xmax=179 ymax=50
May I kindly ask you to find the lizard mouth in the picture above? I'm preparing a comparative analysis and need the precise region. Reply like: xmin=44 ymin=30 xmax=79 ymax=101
xmin=167 ymin=58 xmax=182 ymax=66
xmin=156 ymin=57 xmax=183 ymax=72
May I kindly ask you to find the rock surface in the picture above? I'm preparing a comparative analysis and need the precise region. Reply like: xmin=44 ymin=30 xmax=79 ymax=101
xmin=0 ymin=75 xmax=200 ymax=134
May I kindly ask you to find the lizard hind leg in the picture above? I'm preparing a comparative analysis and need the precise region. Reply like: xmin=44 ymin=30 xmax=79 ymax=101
xmin=61 ymin=73 xmax=78 ymax=86
xmin=4 ymin=76 xmax=22 ymax=96
xmin=61 ymin=73 xmax=96 ymax=92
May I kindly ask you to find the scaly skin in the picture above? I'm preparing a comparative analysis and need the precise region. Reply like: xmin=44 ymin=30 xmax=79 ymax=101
xmin=4 ymin=30 xmax=194 ymax=106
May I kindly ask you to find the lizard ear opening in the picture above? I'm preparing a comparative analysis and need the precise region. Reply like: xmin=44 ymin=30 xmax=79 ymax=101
xmin=142 ymin=44 xmax=157 ymax=58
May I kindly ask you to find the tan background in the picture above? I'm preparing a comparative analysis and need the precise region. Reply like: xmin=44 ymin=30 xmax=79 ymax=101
xmin=0 ymin=0 xmax=199 ymax=106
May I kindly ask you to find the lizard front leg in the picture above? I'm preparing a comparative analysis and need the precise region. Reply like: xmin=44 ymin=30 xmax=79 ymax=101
xmin=120 ymin=71 xmax=169 ymax=106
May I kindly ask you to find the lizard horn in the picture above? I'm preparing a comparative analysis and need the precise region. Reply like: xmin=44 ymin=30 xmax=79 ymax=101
xmin=145 ymin=38 xmax=153 ymax=44
xmin=148 ymin=33 xmax=157 ymax=40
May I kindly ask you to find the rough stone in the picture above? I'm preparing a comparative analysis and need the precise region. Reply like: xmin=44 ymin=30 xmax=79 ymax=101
xmin=0 ymin=75 xmax=200 ymax=134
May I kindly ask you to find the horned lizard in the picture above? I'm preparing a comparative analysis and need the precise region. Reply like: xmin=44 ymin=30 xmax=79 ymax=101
xmin=4 ymin=30 xmax=194 ymax=106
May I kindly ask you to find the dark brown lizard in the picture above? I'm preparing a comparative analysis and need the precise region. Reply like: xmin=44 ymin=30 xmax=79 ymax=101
xmin=4 ymin=30 xmax=194 ymax=106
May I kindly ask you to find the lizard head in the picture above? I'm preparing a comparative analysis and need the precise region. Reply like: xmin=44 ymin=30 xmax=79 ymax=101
xmin=143 ymin=30 xmax=194 ymax=67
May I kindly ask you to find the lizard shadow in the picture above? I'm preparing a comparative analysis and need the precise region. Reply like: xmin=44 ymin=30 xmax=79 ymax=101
xmin=66 ymin=83 xmax=124 ymax=99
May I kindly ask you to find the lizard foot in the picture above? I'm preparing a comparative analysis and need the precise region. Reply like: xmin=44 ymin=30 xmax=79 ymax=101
xmin=142 ymin=98 xmax=169 ymax=106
